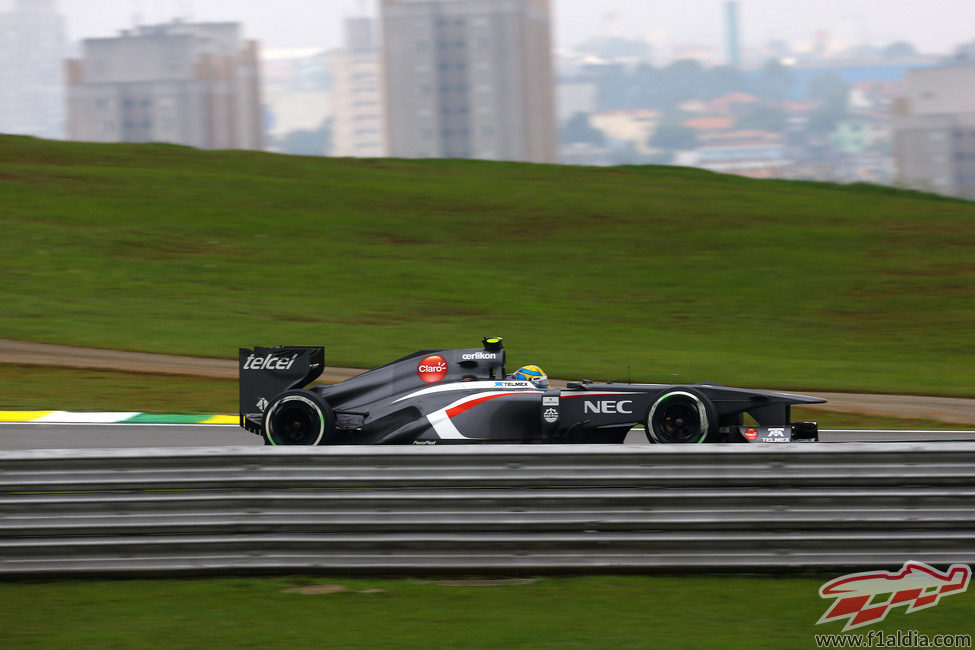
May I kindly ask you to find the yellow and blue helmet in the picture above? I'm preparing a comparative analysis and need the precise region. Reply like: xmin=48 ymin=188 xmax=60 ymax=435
xmin=513 ymin=364 xmax=549 ymax=388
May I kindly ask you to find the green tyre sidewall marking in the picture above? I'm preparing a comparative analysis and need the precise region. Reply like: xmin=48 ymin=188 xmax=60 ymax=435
xmin=647 ymin=390 xmax=710 ymax=444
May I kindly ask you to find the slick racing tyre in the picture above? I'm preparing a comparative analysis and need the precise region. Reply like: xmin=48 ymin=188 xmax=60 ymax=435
xmin=262 ymin=390 xmax=336 ymax=446
xmin=645 ymin=388 xmax=718 ymax=444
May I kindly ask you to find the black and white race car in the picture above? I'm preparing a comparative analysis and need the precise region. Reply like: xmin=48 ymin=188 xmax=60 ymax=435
xmin=239 ymin=338 xmax=825 ymax=445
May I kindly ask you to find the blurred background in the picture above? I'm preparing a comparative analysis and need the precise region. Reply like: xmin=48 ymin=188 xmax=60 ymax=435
xmin=2 ymin=0 xmax=975 ymax=198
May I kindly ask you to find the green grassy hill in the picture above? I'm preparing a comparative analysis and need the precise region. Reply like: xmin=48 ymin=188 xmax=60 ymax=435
xmin=1 ymin=135 xmax=973 ymax=396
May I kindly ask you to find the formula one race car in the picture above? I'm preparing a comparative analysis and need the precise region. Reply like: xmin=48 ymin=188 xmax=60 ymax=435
xmin=239 ymin=338 xmax=825 ymax=445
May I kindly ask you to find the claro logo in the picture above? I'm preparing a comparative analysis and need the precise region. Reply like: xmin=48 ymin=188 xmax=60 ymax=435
xmin=417 ymin=355 xmax=448 ymax=383
xmin=584 ymin=400 xmax=633 ymax=414
xmin=243 ymin=353 xmax=298 ymax=371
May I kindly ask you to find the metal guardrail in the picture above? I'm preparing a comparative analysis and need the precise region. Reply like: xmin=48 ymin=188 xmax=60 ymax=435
xmin=2 ymin=443 xmax=974 ymax=577
xmin=821 ymin=430 xmax=975 ymax=442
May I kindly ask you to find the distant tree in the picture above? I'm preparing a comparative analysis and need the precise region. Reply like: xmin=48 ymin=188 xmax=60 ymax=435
xmin=655 ymin=59 xmax=711 ymax=109
xmin=803 ymin=74 xmax=848 ymax=138
xmin=808 ymin=71 xmax=849 ymax=112
xmin=561 ymin=112 xmax=605 ymax=146
xmin=593 ymin=63 xmax=631 ymax=110
xmin=846 ymin=44 xmax=882 ymax=59
xmin=594 ymin=59 xmax=720 ymax=112
xmin=589 ymin=55 xmax=796 ymax=113
xmin=627 ymin=62 xmax=662 ymax=108
xmin=882 ymin=41 xmax=917 ymax=60
xmin=805 ymin=109 xmax=842 ymax=138
xmin=275 ymin=118 xmax=332 ymax=156
xmin=752 ymin=59 xmax=797 ymax=101
xmin=707 ymin=65 xmax=749 ymax=97
xmin=736 ymin=105 xmax=788 ymax=132
xmin=665 ymin=58 xmax=706 ymax=77
xmin=609 ymin=141 xmax=644 ymax=165
xmin=953 ymin=40 xmax=975 ymax=62
xmin=645 ymin=151 xmax=674 ymax=165
xmin=649 ymin=117 xmax=698 ymax=151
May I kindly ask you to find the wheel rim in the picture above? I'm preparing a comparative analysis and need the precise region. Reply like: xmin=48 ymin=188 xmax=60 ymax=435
xmin=648 ymin=391 xmax=709 ymax=443
xmin=656 ymin=403 xmax=701 ymax=442
xmin=266 ymin=396 xmax=324 ymax=445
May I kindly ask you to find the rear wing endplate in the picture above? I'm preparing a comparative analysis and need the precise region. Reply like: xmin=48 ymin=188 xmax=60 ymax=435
xmin=238 ymin=346 xmax=324 ymax=434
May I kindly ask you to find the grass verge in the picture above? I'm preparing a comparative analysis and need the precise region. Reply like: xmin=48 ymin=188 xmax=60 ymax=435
xmin=1 ymin=136 xmax=974 ymax=396
xmin=0 ymin=364 xmax=238 ymax=415
xmin=0 ymin=575 xmax=971 ymax=649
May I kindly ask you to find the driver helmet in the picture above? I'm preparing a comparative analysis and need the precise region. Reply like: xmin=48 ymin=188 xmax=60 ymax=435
xmin=512 ymin=364 xmax=549 ymax=389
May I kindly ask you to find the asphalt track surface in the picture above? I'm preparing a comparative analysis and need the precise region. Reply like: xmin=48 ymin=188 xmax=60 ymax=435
xmin=3 ymin=339 xmax=975 ymax=424
xmin=3 ymin=423 xmax=975 ymax=451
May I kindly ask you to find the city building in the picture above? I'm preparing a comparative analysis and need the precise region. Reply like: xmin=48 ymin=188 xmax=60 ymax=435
xmin=331 ymin=17 xmax=387 ymax=157
xmin=676 ymin=130 xmax=789 ymax=179
xmin=0 ymin=0 xmax=67 ymax=138
xmin=893 ymin=64 xmax=975 ymax=199
xmin=830 ymin=115 xmax=890 ymax=155
xmin=588 ymin=109 xmax=662 ymax=156
xmin=66 ymin=21 xmax=263 ymax=150
xmin=379 ymin=0 xmax=557 ymax=163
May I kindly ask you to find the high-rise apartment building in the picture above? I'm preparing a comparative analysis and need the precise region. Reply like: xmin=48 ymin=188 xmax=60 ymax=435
xmin=0 ymin=0 xmax=67 ymax=138
xmin=380 ymin=0 xmax=556 ymax=162
xmin=66 ymin=22 xmax=263 ymax=150
xmin=331 ymin=17 xmax=387 ymax=157
xmin=893 ymin=64 xmax=975 ymax=199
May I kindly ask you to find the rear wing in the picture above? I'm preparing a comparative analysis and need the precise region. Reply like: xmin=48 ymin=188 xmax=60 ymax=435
xmin=239 ymin=346 xmax=324 ymax=434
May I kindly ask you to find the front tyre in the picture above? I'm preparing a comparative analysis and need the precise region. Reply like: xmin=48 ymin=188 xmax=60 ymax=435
xmin=262 ymin=390 xmax=335 ymax=446
xmin=645 ymin=389 xmax=718 ymax=444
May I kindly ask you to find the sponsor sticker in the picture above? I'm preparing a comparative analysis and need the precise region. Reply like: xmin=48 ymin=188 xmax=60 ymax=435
xmin=583 ymin=400 xmax=633 ymax=415
xmin=242 ymin=353 xmax=298 ymax=371
xmin=740 ymin=426 xmax=792 ymax=442
xmin=417 ymin=355 xmax=448 ymax=383
xmin=542 ymin=407 xmax=558 ymax=423
xmin=256 ymin=398 xmax=269 ymax=412
xmin=542 ymin=396 xmax=559 ymax=406
xmin=461 ymin=352 xmax=497 ymax=361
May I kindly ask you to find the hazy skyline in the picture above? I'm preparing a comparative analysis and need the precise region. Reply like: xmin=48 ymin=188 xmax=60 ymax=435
xmin=12 ymin=0 xmax=975 ymax=55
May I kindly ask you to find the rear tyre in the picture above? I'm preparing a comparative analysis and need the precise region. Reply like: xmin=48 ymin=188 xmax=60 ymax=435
xmin=645 ymin=389 xmax=718 ymax=444
xmin=262 ymin=390 xmax=335 ymax=446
